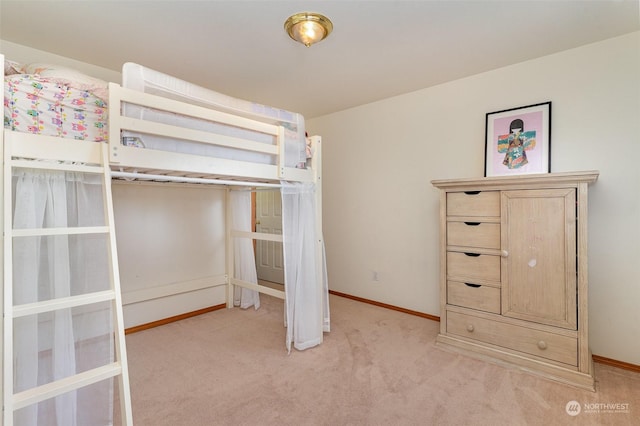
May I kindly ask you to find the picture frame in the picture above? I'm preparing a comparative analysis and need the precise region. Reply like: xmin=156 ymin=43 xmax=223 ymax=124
xmin=484 ymin=101 xmax=551 ymax=177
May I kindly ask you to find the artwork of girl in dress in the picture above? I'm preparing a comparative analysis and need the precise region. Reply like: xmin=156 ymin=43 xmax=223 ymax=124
xmin=497 ymin=118 xmax=536 ymax=169
xmin=485 ymin=102 xmax=550 ymax=177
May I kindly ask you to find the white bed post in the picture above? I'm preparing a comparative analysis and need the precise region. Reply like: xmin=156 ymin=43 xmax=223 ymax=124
xmin=310 ymin=136 xmax=326 ymax=338
xmin=0 ymin=158 xmax=3 ymax=426
xmin=225 ymin=187 xmax=234 ymax=308
xmin=277 ymin=126 xmax=286 ymax=180
xmin=101 ymin=144 xmax=134 ymax=426
xmin=107 ymin=82 xmax=122 ymax=168
xmin=0 ymin=53 xmax=5 ymax=422
xmin=2 ymin=126 xmax=11 ymax=426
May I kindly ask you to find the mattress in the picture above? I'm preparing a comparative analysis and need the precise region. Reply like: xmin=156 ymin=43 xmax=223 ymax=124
xmin=121 ymin=63 xmax=307 ymax=168
xmin=4 ymin=73 xmax=108 ymax=142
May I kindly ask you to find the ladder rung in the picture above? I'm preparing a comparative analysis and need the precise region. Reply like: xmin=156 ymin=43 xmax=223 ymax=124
xmin=231 ymin=230 xmax=283 ymax=242
xmin=10 ymin=159 xmax=104 ymax=174
xmin=12 ymin=363 xmax=122 ymax=410
xmin=4 ymin=131 xmax=104 ymax=166
xmin=230 ymin=277 xmax=285 ymax=300
xmin=12 ymin=290 xmax=116 ymax=318
xmin=11 ymin=226 xmax=109 ymax=238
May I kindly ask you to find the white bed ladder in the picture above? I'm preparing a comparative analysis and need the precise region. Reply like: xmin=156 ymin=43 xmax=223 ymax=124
xmin=1 ymin=133 xmax=133 ymax=425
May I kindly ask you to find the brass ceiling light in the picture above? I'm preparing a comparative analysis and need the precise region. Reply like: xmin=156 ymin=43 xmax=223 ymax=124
xmin=284 ymin=12 xmax=333 ymax=47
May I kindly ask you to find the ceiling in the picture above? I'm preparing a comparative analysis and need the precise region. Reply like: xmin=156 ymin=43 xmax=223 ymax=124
xmin=1 ymin=1 xmax=639 ymax=118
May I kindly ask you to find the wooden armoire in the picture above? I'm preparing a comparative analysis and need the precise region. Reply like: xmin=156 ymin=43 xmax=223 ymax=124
xmin=432 ymin=171 xmax=598 ymax=391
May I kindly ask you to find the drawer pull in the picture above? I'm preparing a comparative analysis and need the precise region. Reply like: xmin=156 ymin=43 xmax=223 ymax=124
xmin=466 ymin=324 xmax=475 ymax=332
xmin=464 ymin=222 xmax=481 ymax=226
xmin=537 ymin=340 xmax=548 ymax=350
xmin=464 ymin=252 xmax=481 ymax=257
xmin=464 ymin=283 xmax=482 ymax=288
xmin=464 ymin=191 xmax=481 ymax=195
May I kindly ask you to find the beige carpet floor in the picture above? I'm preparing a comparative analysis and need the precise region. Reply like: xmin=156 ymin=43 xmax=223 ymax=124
xmin=118 ymin=293 xmax=639 ymax=425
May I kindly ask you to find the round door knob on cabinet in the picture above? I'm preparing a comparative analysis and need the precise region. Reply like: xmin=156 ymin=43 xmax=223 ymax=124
xmin=466 ymin=324 xmax=474 ymax=332
xmin=537 ymin=340 xmax=547 ymax=350
xmin=501 ymin=250 xmax=509 ymax=258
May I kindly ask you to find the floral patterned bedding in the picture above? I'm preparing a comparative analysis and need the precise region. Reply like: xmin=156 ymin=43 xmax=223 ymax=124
xmin=4 ymin=73 xmax=108 ymax=142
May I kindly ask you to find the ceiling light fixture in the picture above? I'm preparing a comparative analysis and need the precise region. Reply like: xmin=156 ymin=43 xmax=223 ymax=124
xmin=284 ymin=12 xmax=333 ymax=47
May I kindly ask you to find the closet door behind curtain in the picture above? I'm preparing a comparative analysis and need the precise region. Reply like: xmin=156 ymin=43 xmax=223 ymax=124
xmin=12 ymin=170 xmax=114 ymax=426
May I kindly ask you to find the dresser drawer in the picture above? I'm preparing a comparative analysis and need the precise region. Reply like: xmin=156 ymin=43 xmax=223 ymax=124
xmin=447 ymin=191 xmax=500 ymax=217
xmin=447 ymin=280 xmax=500 ymax=314
xmin=447 ymin=311 xmax=577 ymax=366
xmin=447 ymin=252 xmax=500 ymax=282
xmin=447 ymin=221 xmax=500 ymax=249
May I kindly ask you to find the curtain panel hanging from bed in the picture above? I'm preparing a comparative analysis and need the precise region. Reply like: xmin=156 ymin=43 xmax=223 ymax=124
xmin=12 ymin=170 xmax=114 ymax=426
xmin=230 ymin=191 xmax=261 ymax=309
xmin=281 ymin=182 xmax=329 ymax=352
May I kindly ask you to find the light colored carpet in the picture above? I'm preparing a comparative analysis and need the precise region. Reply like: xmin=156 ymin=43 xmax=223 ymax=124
xmin=118 ymin=293 xmax=639 ymax=425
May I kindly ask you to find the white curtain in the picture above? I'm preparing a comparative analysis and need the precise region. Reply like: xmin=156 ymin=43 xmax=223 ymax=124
xmin=229 ymin=190 xmax=260 ymax=309
xmin=12 ymin=169 xmax=114 ymax=426
xmin=281 ymin=182 xmax=329 ymax=352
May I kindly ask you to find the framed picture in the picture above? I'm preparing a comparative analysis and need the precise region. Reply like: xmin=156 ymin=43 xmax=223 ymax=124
xmin=484 ymin=101 xmax=551 ymax=177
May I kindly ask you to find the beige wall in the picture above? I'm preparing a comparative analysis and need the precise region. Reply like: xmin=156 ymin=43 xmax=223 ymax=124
xmin=112 ymin=181 xmax=227 ymax=328
xmin=308 ymin=32 xmax=640 ymax=365
xmin=1 ymin=39 xmax=121 ymax=82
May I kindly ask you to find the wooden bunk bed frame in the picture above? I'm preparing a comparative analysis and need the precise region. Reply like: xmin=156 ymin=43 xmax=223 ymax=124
xmin=1 ymin=55 xmax=325 ymax=425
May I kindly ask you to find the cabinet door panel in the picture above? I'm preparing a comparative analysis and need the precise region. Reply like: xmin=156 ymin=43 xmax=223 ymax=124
xmin=501 ymin=189 xmax=577 ymax=329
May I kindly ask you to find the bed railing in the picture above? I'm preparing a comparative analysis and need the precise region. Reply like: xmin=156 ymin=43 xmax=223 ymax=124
xmin=108 ymin=83 xmax=314 ymax=183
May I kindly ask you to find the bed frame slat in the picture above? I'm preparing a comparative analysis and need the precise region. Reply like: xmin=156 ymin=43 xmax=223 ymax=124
xmin=112 ymin=83 xmax=280 ymax=136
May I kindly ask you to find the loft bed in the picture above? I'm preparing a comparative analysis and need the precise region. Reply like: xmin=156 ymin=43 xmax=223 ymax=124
xmin=2 ymin=55 xmax=329 ymax=426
